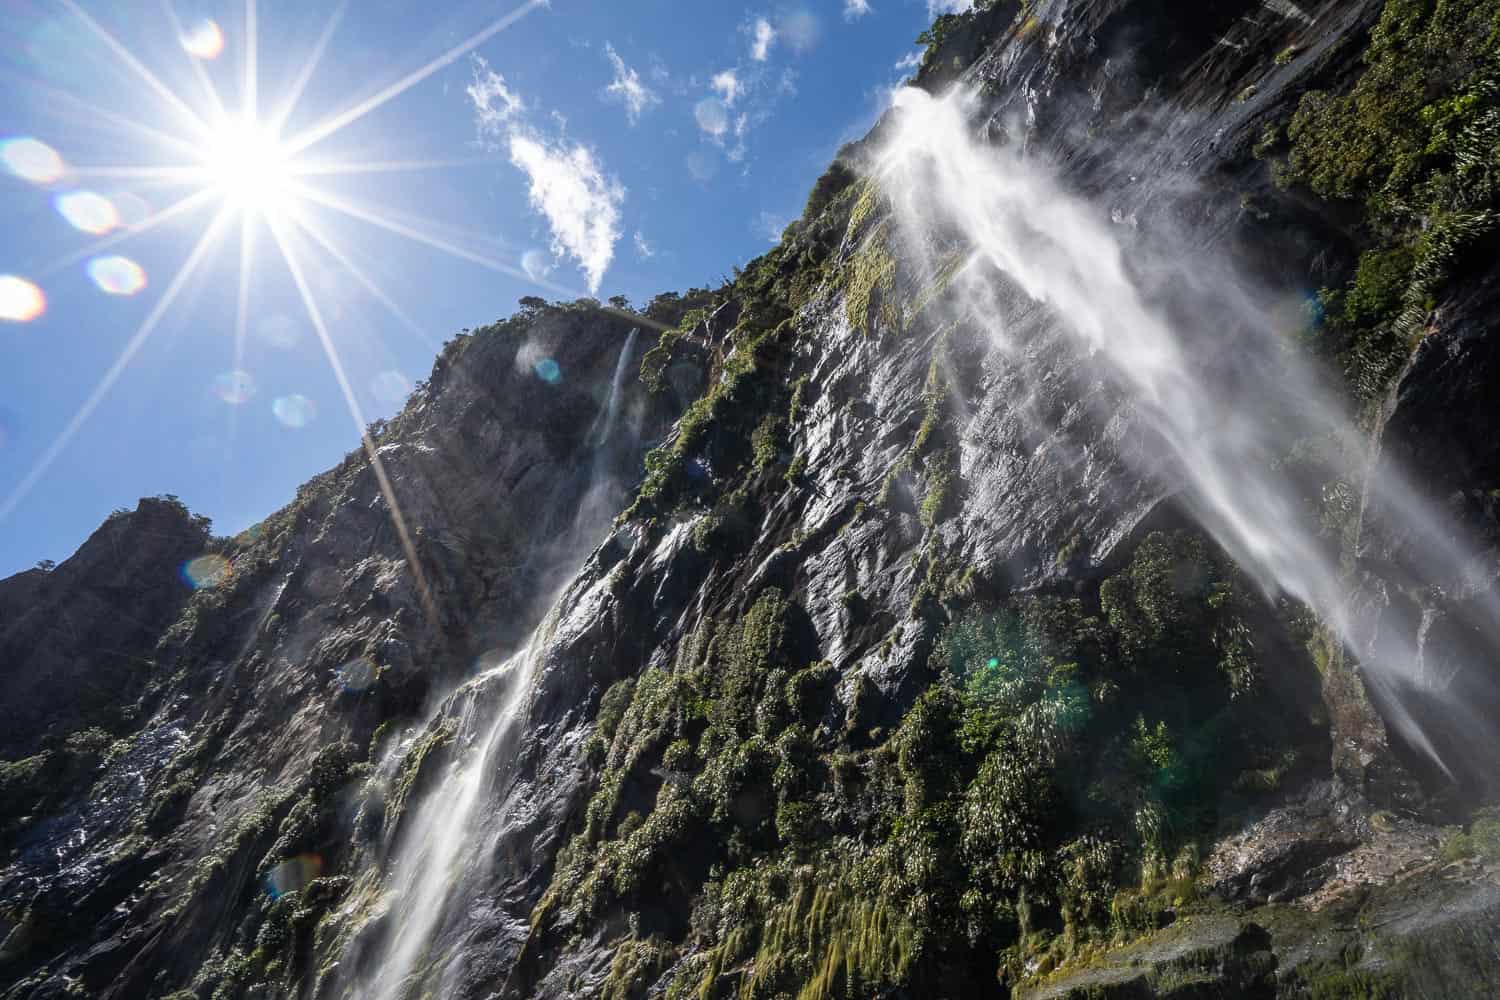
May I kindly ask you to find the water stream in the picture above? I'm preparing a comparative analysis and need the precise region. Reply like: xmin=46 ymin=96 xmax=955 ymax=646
xmin=881 ymin=85 xmax=1500 ymax=777
xmin=342 ymin=328 xmax=643 ymax=999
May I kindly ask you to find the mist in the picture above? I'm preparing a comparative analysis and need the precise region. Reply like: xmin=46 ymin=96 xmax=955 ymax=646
xmin=878 ymin=84 xmax=1500 ymax=787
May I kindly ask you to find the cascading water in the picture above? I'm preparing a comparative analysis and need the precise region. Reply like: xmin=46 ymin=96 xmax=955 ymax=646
xmin=341 ymin=637 xmax=544 ymax=1000
xmin=593 ymin=327 xmax=640 ymax=447
xmin=336 ymin=330 xmax=644 ymax=1000
xmin=879 ymin=85 xmax=1500 ymax=781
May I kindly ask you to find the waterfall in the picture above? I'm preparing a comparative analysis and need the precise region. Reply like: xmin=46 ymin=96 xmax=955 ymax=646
xmin=879 ymin=85 xmax=1500 ymax=780
xmin=335 ymin=328 xmax=645 ymax=999
xmin=340 ymin=635 xmax=545 ymax=1000
xmin=597 ymin=327 xmax=640 ymax=447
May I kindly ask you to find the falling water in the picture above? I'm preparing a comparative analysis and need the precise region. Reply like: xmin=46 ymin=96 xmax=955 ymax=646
xmin=338 ymin=329 xmax=646 ymax=999
xmin=593 ymin=327 xmax=640 ymax=446
xmin=344 ymin=637 xmax=544 ymax=1000
xmin=880 ymin=86 xmax=1500 ymax=778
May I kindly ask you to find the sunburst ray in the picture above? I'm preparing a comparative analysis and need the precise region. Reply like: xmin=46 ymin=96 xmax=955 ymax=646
xmin=41 ymin=187 xmax=219 ymax=276
xmin=0 ymin=208 xmax=234 ymax=521
xmin=282 ymin=0 xmax=547 ymax=158
xmin=267 ymin=217 xmax=442 ymax=629
xmin=59 ymin=0 xmax=212 ymax=138
xmin=268 ymin=2 xmax=348 ymax=134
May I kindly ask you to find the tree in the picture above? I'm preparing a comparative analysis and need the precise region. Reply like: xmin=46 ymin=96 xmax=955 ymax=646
xmin=35 ymin=559 xmax=55 ymax=572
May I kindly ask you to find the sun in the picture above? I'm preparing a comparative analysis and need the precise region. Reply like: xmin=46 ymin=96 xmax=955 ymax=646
xmin=201 ymin=117 xmax=294 ymax=218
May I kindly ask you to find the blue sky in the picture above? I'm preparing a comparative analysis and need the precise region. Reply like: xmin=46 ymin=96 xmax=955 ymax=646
xmin=0 ymin=0 xmax=955 ymax=576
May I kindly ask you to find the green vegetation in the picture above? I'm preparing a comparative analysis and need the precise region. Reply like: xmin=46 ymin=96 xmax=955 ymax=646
xmin=384 ymin=718 xmax=458 ymax=834
xmin=1441 ymin=807 xmax=1500 ymax=863
xmin=625 ymin=153 xmax=874 ymax=521
xmin=842 ymin=224 xmax=900 ymax=336
xmin=1277 ymin=0 xmax=1500 ymax=402
xmin=528 ymin=528 xmax=1317 ymax=997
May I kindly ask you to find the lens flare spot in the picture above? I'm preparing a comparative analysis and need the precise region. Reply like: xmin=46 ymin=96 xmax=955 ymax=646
xmin=182 ymin=553 xmax=231 ymax=589
xmin=180 ymin=19 xmax=225 ymax=60
xmin=87 ymin=256 xmax=147 ymax=296
xmin=533 ymin=358 xmax=561 ymax=384
xmin=337 ymin=657 xmax=378 ymax=692
xmin=370 ymin=370 xmax=411 ymax=404
xmin=0 ymin=276 xmax=46 ymax=322
xmin=987 ymin=657 xmax=1000 ymax=669
xmin=272 ymin=394 xmax=317 ymax=428
xmin=213 ymin=370 xmax=257 ymax=405
xmin=55 ymin=190 xmax=118 ymax=234
xmin=0 ymin=137 xmax=65 ymax=184
xmin=266 ymin=854 xmax=322 ymax=899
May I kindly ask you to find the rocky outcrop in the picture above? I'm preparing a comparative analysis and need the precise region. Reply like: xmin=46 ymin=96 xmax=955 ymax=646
xmin=0 ymin=496 xmax=210 ymax=759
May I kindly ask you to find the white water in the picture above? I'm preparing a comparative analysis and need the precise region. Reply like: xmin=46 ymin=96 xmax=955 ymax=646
xmin=880 ymin=86 xmax=1500 ymax=775
xmin=351 ymin=637 xmax=543 ymax=1000
xmin=594 ymin=327 xmax=640 ymax=446
xmin=342 ymin=329 xmax=644 ymax=999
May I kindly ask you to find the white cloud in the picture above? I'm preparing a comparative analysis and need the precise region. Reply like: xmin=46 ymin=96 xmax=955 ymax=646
xmin=928 ymin=0 xmax=973 ymax=13
xmin=633 ymin=231 xmax=655 ymax=259
xmin=728 ymin=113 xmax=751 ymax=161
xmin=463 ymin=55 xmax=625 ymax=292
xmin=467 ymin=55 xmax=524 ymax=147
xmin=844 ymin=0 xmax=872 ymax=18
xmin=711 ymin=70 xmax=743 ymax=106
xmin=894 ymin=50 xmax=922 ymax=73
xmin=508 ymin=134 xmax=625 ymax=293
xmin=779 ymin=10 xmax=820 ymax=54
xmin=750 ymin=17 xmax=776 ymax=61
xmin=602 ymin=43 xmax=659 ymax=124
xmin=694 ymin=97 xmax=730 ymax=138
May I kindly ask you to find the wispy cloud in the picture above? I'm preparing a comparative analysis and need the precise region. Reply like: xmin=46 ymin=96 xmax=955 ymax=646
xmin=711 ymin=69 xmax=743 ymax=106
xmin=689 ymin=10 xmax=819 ymax=177
xmin=844 ymin=0 xmax=872 ymax=19
xmin=602 ymin=43 xmax=660 ymax=124
xmin=750 ymin=17 xmax=776 ymax=61
xmin=633 ymin=230 xmax=655 ymax=259
xmin=464 ymin=54 xmax=624 ymax=292
xmin=508 ymin=135 xmax=625 ymax=293
xmin=928 ymin=0 xmax=973 ymax=13
xmin=467 ymin=56 xmax=524 ymax=147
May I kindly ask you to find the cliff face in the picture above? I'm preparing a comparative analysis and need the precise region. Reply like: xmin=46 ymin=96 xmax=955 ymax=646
xmin=0 ymin=497 xmax=211 ymax=761
xmin=4 ymin=1 xmax=1500 ymax=999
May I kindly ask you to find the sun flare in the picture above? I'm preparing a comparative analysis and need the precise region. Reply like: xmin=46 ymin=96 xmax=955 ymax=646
xmin=0 ymin=0 xmax=565 ymax=601
xmin=202 ymin=117 xmax=294 ymax=217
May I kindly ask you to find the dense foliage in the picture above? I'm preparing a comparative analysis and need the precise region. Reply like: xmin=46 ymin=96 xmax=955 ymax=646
xmin=1273 ymin=0 xmax=1500 ymax=402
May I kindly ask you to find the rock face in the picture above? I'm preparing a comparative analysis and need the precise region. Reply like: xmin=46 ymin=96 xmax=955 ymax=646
xmin=3 ymin=1 xmax=1500 ymax=999
xmin=0 ymin=496 xmax=210 ymax=759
